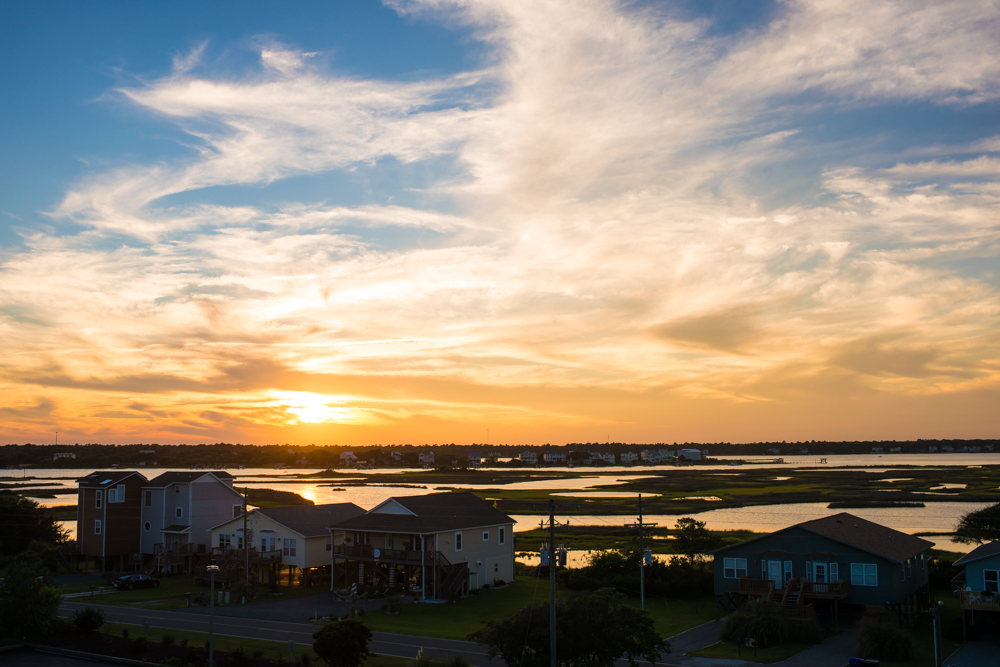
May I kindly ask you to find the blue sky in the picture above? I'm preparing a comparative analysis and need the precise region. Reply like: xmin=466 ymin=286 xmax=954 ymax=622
xmin=1 ymin=0 xmax=998 ymax=445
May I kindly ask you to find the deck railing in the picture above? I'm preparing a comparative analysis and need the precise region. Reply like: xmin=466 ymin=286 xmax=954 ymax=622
xmin=801 ymin=580 xmax=850 ymax=599
xmin=739 ymin=577 xmax=776 ymax=597
xmin=333 ymin=545 xmax=427 ymax=564
xmin=960 ymin=590 xmax=1000 ymax=611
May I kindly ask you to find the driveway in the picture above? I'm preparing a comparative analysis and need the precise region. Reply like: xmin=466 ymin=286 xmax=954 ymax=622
xmin=941 ymin=633 xmax=1000 ymax=667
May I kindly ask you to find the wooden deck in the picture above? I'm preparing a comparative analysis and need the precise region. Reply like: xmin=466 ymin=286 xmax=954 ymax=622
xmin=961 ymin=590 xmax=1000 ymax=611
xmin=800 ymin=580 xmax=850 ymax=600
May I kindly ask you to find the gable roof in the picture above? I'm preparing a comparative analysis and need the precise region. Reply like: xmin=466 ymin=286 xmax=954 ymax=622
xmin=211 ymin=503 xmax=366 ymax=537
xmin=711 ymin=512 xmax=933 ymax=563
xmin=954 ymin=541 xmax=1000 ymax=567
xmin=76 ymin=470 xmax=148 ymax=487
xmin=331 ymin=492 xmax=515 ymax=533
xmin=145 ymin=471 xmax=235 ymax=487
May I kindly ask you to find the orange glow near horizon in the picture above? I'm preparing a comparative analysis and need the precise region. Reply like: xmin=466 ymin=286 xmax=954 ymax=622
xmin=2 ymin=2 xmax=999 ymax=446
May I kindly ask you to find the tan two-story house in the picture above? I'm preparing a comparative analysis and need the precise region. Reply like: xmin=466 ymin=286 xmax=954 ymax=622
xmin=331 ymin=492 xmax=516 ymax=599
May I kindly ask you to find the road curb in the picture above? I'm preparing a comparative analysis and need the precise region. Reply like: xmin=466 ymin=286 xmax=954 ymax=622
xmin=25 ymin=643 xmax=173 ymax=667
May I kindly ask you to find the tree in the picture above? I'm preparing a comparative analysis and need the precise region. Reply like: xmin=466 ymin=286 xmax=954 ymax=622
xmin=0 ymin=491 xmax=67 ymax=557
xmin=672 ymin=517 xmax=721 ymax=563
xmin=954 ymin=502 xmax=1000 ymax=544
xmin=312 ymin=619 xmax=374 ymax=667
xmin=469 ymin=588 xmax=669 ymax=667
xmin=0 ymin=565 xmax=63 ymax=638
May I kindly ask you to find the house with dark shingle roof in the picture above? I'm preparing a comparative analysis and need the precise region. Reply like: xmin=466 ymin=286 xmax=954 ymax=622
xmin=711 ymin=513 xmax=933 ymax=624
xmin=76 ymin=470 xmax=149 ymax=571
xmin=954 ymin=541 xmax=1000 ymax=615
xmin=330 ymin=492 xmax=515 ymax=599
xmin=139 ymin=470 xmax=245 ymax=558
xmin=209 ymin=503 xmax=365 ymax=587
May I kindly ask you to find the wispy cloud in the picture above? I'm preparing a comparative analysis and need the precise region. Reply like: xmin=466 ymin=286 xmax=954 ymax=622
xmin=3 ymin=0 xmax=999 ymax=444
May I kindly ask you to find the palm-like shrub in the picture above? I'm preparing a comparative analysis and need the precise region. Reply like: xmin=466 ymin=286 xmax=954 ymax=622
xmin=855 ymin=615 xmax=912 ymax=661
xmin=71 ymin=606 xmax=105 ymax=632
xmin=720 ymin=599 xmax=789 ymax=646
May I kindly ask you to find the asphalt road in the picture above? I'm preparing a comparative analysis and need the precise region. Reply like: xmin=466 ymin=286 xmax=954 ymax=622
xmin=59 ymin=600 xmax=691 ymax=667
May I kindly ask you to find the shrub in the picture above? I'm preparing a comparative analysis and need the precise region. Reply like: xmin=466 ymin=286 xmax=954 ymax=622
xmin=121 ymin=626 xmax=130 ymax=640
xmin=481 ymin=583 xmax=490 ymax=590
xmin=162 ymin=632 xmax=175 ymax=647
xmin=72 ymin=606 xmax=105 ymax=632
xmin=493 ymin=579 xmax=505 ymax=586
xmin=230 ymin=646 xmax=248 ymax=667
xmin=441 ymin=654 xmax=471 ymax=667
xmin=133 ymin=636 xmax=149 ymax=654
xmin=720 ymin=599 xmax=789 ymax=646
xmin=182 ymin=645 xmax=200 ymax=665
xmin=855 ymin=615 xmax=912 ymax=661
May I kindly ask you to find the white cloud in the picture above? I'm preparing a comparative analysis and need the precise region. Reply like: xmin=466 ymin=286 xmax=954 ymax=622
xmin=5 ymin=0 xmax=999 ymax=441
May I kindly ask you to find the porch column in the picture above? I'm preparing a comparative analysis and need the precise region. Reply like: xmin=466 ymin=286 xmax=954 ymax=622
xmin=421 ymin=534 xmax=426 ymax=601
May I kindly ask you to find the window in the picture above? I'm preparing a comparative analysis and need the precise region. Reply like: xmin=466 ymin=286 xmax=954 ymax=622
xmin=95 ymin=490 xmax=102 ymax=508
xmin=176 ymin=507 xmax=183 ymax=518
xmin=326 ymin=539 xmax=332 ymax=552
xmin=723 ymin=557 xmax=747 ymax=579
xmin=830 ymin=562 xmax=839 ymax=582
xmin=783 ymin=561 xmax=793 ymax=583
xmin=283 ymin=538 xmax=297 ymax=557
xmin=144 ymin=521 xmax=151 ymax=532
xmin=985 ymin=570 xmax=999 ymax=593
xmin=269 ymin=537 xmax=277 ymax=552
xmin=145 ymin=490 xmax=152 ymax=507
xmin=499 ymin=527 xmax=506 ymax=545
xmin=175 ymin=486 xmax=180 ymax=493
xmin=906 ymin=559 xmax=912 ymax=579
xmin=219 ymin=534 xmax=231 ymax=549
xmin=494 ymin=562 xmax=499 ymax=573
xmin=483 ymin=530 xmax=490 ymax=541
xmin=261 ymin=537 xmax=267 ymax=552
xmin=237 ymin=535 xmax=243 ymax=550
xmin=455 ymin=532 xmax=463 ymax=551
xmin=94 ymin=520 xmax=102 ymax=535
xmin=851 ymin=563 xmax=878 ymax=587
xmin=233 ymin=505 xmax=242 ymax=518
xmin=108 ymin=484 xmax=125 ymax=502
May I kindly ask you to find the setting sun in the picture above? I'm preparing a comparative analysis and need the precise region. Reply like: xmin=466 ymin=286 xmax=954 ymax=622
xmin=272 ymin=391 xmax=356 ymax=425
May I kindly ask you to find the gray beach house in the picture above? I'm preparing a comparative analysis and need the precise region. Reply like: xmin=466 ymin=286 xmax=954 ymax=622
xmin=711 ymin=512 xmax=933 ymax=624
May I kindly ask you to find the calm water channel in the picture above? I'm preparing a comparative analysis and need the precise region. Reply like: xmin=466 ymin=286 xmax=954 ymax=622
xmin=11 ymin=455 xmax=995 ymax=553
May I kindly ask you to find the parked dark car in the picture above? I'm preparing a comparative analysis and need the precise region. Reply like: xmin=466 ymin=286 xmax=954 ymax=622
xmin=111 ymin=573 xmax=160 ymax=590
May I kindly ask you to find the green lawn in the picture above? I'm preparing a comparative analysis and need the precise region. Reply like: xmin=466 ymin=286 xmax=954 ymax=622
xmin=688 ymin=639 xmax=819 ymax=663
xmin=336 ymin=578 xmax=714 ymax=642
xmin=355 ymin=577 xmax=573 ymax=640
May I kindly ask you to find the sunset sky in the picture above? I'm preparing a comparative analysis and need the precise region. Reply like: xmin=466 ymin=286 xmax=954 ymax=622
xmin=2 ymin=0 xmax=999 ymax=446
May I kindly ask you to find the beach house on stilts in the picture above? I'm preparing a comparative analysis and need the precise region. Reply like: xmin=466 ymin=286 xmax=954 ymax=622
xmin=329 ymin=492 xmax=516 ymax=599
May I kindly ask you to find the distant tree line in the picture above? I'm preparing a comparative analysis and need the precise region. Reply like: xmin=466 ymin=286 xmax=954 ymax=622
xmin=2 ymin=438 xmax=996 ymax=469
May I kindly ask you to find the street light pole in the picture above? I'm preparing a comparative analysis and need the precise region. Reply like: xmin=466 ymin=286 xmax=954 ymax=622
xmin=207 ymin=564 xmax=220 ymax=667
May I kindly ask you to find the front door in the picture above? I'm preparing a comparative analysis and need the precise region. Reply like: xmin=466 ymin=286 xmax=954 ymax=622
xmin=767 ymin=560 xmax=782 ymax=586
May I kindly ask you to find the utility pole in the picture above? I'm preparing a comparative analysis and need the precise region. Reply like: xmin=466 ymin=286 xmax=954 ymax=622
xmin=244 ymin=487 xmax=249 ymax=595
xmin=625 ymin=494 xmax=657 ymax=610
xmin=549 ymin=500 xmax=557 ymax=667
xmin=531 ymin=500 xmax=578 ymax=667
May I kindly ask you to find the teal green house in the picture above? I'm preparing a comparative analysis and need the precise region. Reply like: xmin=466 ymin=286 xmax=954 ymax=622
xmin=953 ymin=541 xmax=1000 ymax=619
xmin=711 ymin=513 xmax=933 ymax=624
